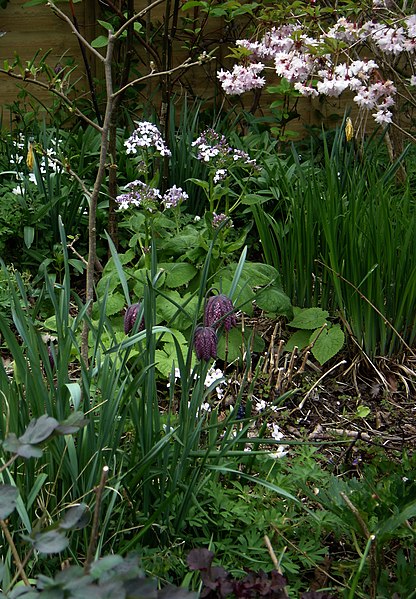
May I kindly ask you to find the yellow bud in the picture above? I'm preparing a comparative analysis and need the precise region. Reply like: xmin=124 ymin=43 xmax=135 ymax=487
xmin=345 ymin=117 xmax=354 ymax=142
xmin=26 ymin=142 xmax=34 ymax=170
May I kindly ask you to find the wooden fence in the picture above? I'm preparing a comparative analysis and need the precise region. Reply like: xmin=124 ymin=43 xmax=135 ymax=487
xmin=0 ymin=1 xmax=347 ymax=133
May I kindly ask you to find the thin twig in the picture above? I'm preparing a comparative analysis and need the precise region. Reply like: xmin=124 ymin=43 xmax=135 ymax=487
xmin=296 ymin=360 xmax=347 ymax=411
xmin=0 ymin=519 xmax=30 ymax=586
xmin=47 ymin=1 xmax=105 ymax=64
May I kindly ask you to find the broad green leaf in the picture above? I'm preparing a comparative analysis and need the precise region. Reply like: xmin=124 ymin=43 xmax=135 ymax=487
xmin=255 ymin=286 xmax=293 ymax=318
xmin=64 ymin=383 xmax=82 ymax=412
xmin=55 ymin=411 xmax=88 ymax=435
xmin=19 ymin=415 xmax=59 ymax=445
xmin=91 ymin=35 xmax=108 ymax=48
xmin=59 ymin=503 xmax=90 ymax=530
xmin=31 ymin=530 xmax=69 ymax=554
xmin=97 ymin=19 xmax=114 ymax=32
xmin=288 ymin=307 xmax=329 ymax=330
xmin=311 ymin=324 xmax=345 ymax=365
xmin=3 ymin=434 xmax=43 ymax=459
xmin=0 ymin=484 xmax=18 ymax=519
xmin=104 ymin=291 xmax=125 ymax=317
xmin=158 ymin=262 xmax=197 ymax=288
xmin=217 ymin=327 xmax=264 ymax=362
xmin=284 ymin=329 xmax=311 ymax=353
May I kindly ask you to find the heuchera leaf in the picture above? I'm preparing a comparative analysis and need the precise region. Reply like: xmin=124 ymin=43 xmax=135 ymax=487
xmin=0 ymin=484 xmax=19 ymax=519
xmin=187 ymin=548 xmax=214 ymax=571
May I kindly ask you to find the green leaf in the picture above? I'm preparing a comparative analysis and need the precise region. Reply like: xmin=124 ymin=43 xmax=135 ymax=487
xmin=23 ymin=226 xmax=35 ymax=249
xmin=104 ymin=291 xmax=126 ymax=317
xmin=59 ymin=503 xmax=90 ymax=530
xmin=217 ymin=327 xmax=264 ymax=362
xmin=356 ymin=405 xmax=371 ymax=419
xmin=64 ymin=383 xmax=82 ymax=412
xmin=3 ymin=434 xmax=43 ymax=459
xmin=97 ymin=20 xmax=114 ymax=33
xmin=158 ymin=263 xmax=197 ymax=288
xmin=284 ymin=329 xmax=311 ymax=353
xmin=0 ymin=484 xmax=19 ymax=519
xmin=55 ymin=411 xmax=88 ymax=435
xmin=31 ymin=530 xmax=69 ymax=554
xmin=91 ymin=35 xmax=108 ymax=48
xmin=19 ymin=415 xmax=59 ymax=445
xmin=311 ymin=324 xmax=345 ymax=365
xmin=288 ymin=307 xmax=329 ymax=330
xmin=255 ymin=286 xmax=292 ymax=318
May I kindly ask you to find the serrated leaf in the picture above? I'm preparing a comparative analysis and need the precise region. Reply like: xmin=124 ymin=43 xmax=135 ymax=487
xmin=158 ymin=263 xmax=197 ymax=288
xmin=311 ymin=324 xmax=345 ymax=365
xmin=104 ymin=291 xmax=126 ymax=317
xmin=0 ymin=484 xmax=19 ymax=519
xmin=288 ymin=307 xmax=329 ymax=330
xmin=284 ymin=329 xmax=311 ymax=353
xmin=255 ymin=286 xmax=292 ymax=317
xmin=19 ymin=415 xmax=59 ymax=445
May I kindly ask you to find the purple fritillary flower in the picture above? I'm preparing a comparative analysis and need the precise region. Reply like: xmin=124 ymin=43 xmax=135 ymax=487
xmin=47 ymin=343 xmax=57 ymax=370
xmin=124 ymin=302 xmax=145 ymax=334
xmin=204 ymin=294 xmax=237 ymax=332
xmin=193 ymin=326 xmax=218 ymax=361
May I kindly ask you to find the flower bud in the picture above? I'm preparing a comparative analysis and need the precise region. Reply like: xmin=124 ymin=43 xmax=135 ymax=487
xmin=193 ymin=326 xmax=217 ymax=361
xmin=124 ymin=302 xmax=145 ymax=334
xmin=204 ymin=294 xmax=237 ymax=331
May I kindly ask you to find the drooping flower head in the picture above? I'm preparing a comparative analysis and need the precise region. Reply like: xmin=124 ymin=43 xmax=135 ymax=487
xmin=124 ymin=302 xmax=145 ymax=334
xmin=193 ymin=326 xmax=218 ymax=361
xmin=204 ymin=294 xmax=237 ymax=332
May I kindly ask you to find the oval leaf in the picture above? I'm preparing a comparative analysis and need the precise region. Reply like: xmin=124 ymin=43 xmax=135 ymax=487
xmin=0 ymin=485 xmax=19 ymax=519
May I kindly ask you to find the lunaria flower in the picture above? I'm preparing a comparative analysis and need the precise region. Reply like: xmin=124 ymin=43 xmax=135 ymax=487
xmin=162 ymin=185 xmax=188 ymax=209
xmin=116 ymin=180 xmax=161 ymax=211
xmin=212 ymin=212 xmax=233 ymax=228
xmin=193 ymin=326 xmax=217 ymax=361
xmin=204 ymin=294 xmax=237 ymax=331
xmin=124 ymin=302 xmax=145 ymax=334
xmin=125 ymin=121 xmax=171 ymax=157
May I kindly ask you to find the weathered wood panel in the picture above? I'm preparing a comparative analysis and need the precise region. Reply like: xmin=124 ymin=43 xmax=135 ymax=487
xmin=0 ymin=0 xmax=96 ymax=124
xmin=0 ymin=1 xmax=349 ymax=133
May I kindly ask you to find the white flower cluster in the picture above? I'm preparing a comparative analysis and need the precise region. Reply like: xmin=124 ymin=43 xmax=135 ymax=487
xmin=125 ymin=121 xmax=171 ymax=157
xmin=204 ymin=366 xmax=227 ymax=400
xmin=218 ymin=15 xmax=416 ymax=126
xmin=10 ymin=136 xmax=62 ymax=196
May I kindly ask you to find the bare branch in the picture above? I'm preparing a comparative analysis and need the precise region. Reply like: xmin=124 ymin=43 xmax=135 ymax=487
xmin=112 ymin=58 xmax=208 ymax=99
xmin=47 ymin=1 xmax=105 ymax=64
xmin=113 ymin=0 xmax=166 ymax=40
xmin=0 ymin=69 xmax=102 ymax=132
